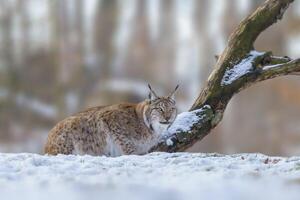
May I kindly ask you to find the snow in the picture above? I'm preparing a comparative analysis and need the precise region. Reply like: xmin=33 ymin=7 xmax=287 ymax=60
xmin=1 ymin=152 xmax=300 ymax=200
xmin=221 ymin=51 xmax=265 ymax=86
xmin=165 ymin=105 xmax=211 ymax=139
xmin=166 ymin=138 xmax=174 ymax=146
xmin=262 ymin=63 xmax=282 ymax=71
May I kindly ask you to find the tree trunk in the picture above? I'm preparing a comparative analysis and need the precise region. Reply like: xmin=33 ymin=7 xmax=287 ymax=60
xmin=150 ymin=0 xmax=300 ymax=153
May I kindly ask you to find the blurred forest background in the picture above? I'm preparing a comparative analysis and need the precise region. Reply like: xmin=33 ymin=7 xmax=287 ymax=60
xmin=0 ymin=0 xmax=300 ymax=155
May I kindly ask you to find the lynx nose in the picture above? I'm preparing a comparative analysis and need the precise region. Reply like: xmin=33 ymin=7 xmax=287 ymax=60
xmin=159 ymin=116 xmax=171 ymax=124
xmin=165 ymin=116 xmax=171 ymax=121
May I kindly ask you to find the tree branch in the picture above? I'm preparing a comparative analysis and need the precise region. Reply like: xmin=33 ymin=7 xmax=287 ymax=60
xmin=150 ymin=0 xmax=299 ymax=153
xmin=260 ymin=59 xmax=300 ymax=80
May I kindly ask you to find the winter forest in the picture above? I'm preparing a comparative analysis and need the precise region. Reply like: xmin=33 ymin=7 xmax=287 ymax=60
xmin=1 ymin=0 xmax=300 ymax=155
xmin=2 ymin=0 xmax=300 ymax=200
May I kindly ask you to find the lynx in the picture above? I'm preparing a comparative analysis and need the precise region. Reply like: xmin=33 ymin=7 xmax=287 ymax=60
xmin=44 ymin=85 xmax=178 ymax=156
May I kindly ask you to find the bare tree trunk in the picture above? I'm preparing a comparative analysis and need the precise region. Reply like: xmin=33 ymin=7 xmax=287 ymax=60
xmin=93 ymin=0 xmax=118 ymax=79
xmin=150 ymin=0 xmax=300 ymax=153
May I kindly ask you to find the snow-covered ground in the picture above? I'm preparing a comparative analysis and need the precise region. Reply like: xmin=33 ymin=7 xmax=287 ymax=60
xmin=1 ymin=153 xmax=300 ymax=200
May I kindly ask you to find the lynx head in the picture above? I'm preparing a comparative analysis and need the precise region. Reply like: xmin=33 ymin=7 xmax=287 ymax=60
xmin=145 ymin=84 xmax=179 ymax=134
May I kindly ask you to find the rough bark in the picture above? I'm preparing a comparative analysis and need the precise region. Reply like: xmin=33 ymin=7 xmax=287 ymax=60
xmin=150 ymin=0 xmax=300 ymax=153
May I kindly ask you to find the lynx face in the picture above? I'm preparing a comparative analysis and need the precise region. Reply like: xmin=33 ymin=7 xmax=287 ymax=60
xmin=148 ymin=97 xmax=177 ymax=127
xmin=145 ymin=85 xmax=179 ymax=135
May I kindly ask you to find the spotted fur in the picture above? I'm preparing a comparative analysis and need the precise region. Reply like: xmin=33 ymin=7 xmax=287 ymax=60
xmin=44 ymin=85 xmax=178 ymax=156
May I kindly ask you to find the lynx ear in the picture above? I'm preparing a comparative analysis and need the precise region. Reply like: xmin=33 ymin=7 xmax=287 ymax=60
xmin=168 ymin=85 xmax=179 ymax=100
xmin=148 ymin=84 xmax=158 ymax=101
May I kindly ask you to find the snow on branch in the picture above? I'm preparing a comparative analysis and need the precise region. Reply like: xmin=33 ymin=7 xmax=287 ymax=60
xmin=160 ymin=105 xmax=213 ymax=147
xmin=166 ymin=105 xmax=212 ymax=136
xmin=260 ymin=58 xmax=300 ymax=80
xmin=221 ymin=51 xmax=264 ymax=86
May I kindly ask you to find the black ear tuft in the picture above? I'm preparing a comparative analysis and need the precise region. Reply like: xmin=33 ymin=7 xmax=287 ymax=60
xmin=147 ymin=84 xmax=158 ymax=101
xmin=148 ymin=91 xmax=152 ymax=101
xmin=168 ymin=84 xmax=179 ymax=100
xmin=174 ymin=85 xmax=179 ymax=91
xmin=148 ymin=83 xmax=152 ymax=91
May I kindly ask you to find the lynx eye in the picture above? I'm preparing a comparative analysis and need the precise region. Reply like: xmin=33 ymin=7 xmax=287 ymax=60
xmin=153 ymin=107 xmax=163 ymax=112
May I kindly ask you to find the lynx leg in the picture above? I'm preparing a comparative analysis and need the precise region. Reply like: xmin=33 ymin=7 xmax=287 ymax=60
xmin=114 ymin=135 xmax=136 ymax=155
xmin=44 ymin=131 xmax=74 ymax=155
